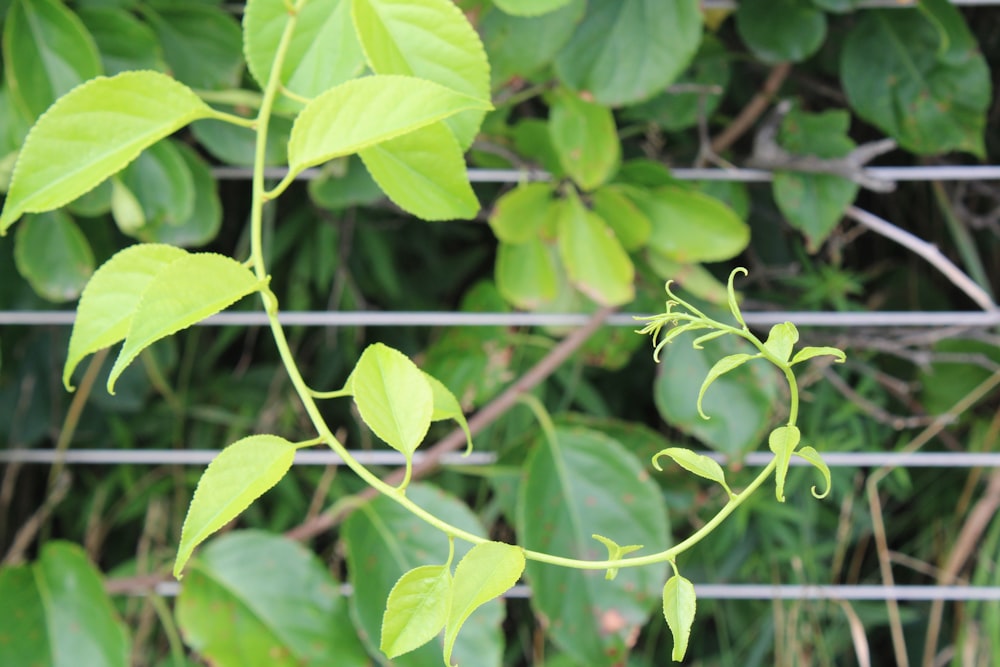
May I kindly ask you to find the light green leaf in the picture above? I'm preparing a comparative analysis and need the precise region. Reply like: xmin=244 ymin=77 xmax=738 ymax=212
xmin=790 ymin=346 xmax=847 ymax=366
xmin=697 ymin=353 xmax=756 ymax=420
xmin=646 ymin=255 xmax=732 ymax=306
xmin=557 ymin=194 xmax=635 ymax=306
xmin=3 ymin=0 xmax=102 ymax=120
xmin=286 ymin=75 xmax=490 ymax=178
xmin=662 ymin=575 xmax=696 ymax=661
xmin=108 ymin=253 xmax=263 ymax=393
xmin=727 ymin=267 xmax=748 ymax=327
xmin=488 ymin=182 xmax=555 ymax=244
xmin=840 ymin=1 xmax=990 ymax=156
xmin=244 ymin=0 xmax=364 ymax=98
xmin=768 ymin=425 xmax=801 ymax=502
xmin=763 ymin=322 xmax=799 ymax=364
xmin=495 ymin=239 xmax=559 ymax=310
xmin=554 ymin=0 xmax=702 ymax=106
xmin=359 ymin=122 xmax=479 ymax=221
xmin=735 ymin=0 xmax=826 ymax=64
xmin=13 ymin=211 xmax=94 ymax=304
xmin=0 ymin=542 xmax=130 ymax=667
xmin=381 ymin=565 xmax=452 ymax=658
xmin=493 ymin=0 xmax=573 ymax=16
xmin=351 ymin=343 xmax=434 ymax=480
xmin=424 ymin=372 xmax=473 ymax=455
xmin=795 ymin=445 xmax=832 ymax=499
xmin=444 ymin=542 xmax=524 ymax=666
xmin=590 ymin=185 xmax=651 ymax=251
xmin=351 ymin=0 xmax=491 ymax=149
xmin=591 ymin=534 xmax=643 ymax=581
xmin=63 ymin=244 xmax=187 ymax=390
xmin=652 ymin=447 xmax=732 ymax=497
xmin=110 ymin=178 xmax=145 ymax=234
xmin=177 ymin=531 xmax=369 ymax=667
xmin=144 ymin=4 xmax=243 ymax=90
xmin=0 ymin=71 xmax=215 ymax=233
xmin=174 ymin=435 xmax=298 ymax=579
xmin=549 ymin=89 xmax=620 ymax=191
xmin=630 ymin=185 xmax=750 ymax=263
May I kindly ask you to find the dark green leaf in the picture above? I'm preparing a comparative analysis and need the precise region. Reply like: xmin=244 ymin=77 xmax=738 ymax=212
xmin=118 ymin=139 xmax=195 ymax=231
xmin=14 ymin=211 xmax=94 ymax=303
xmin=78 ymin=7 xmax=166 ymax=75
xmin=492 ymin=0 xmax=573 ymax=15
xmin=307 ymin=157 xmax=384 ymax=210
xmin=736 ymin=0 xmax=826 ymax=64
xmin=138 ymin=142 xmax=221 ymax=247
xmin=144 ymin=3 xmax=244 ymax=90
xmin=481 ymin=0 xmax=585 ymax=85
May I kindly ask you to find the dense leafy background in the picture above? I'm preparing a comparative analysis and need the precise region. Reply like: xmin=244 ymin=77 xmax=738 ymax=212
xmin=1 ymin=0 xmax=999 ymax=665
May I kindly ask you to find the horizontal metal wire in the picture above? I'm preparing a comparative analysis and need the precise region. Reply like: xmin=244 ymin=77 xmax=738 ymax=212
xmin=2 ymin=310 xmax=999 ymax=328
xmin=5 ymin=449 xmax=1000 ymax=468
xmin=213 ymin=164 xmax=1000 ymax=184
xmin=141 ymin=581 xmax=1000 ymax=602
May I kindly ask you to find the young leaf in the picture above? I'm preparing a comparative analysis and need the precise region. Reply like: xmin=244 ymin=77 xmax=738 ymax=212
xmin=108 ymin=253 xmax=263 ymax=393
xmin=174 ymin=435 xmax=298 ymax=579
xmin=63 ymin=243 xmax=187 ymax=390
xmin=351 ymin=0 xmax=491 ymax=149
xmin=768 ymin=425 xmax=801 ymax=502
xmin=444 ymin=542 xmax=524 ymax=666
xmin=652 ymin=447 xmax=733 ymax=498
xmin=352 ymin=343 xmax=434 ymax=478
xmin=795 ymin=445 xmax=832 ymax=499
xmin=286 ymin=75 xmax=491 ymax=177
xmin=763 ymin=322 xmax=799 ymax=364
xmin=727 ymin=267 xmax=748 ymax=326
xmin=0 ymin=71 xmax=216 ymax=233
xmin=591 ymin=534 xmax=643 ymax=581
xmin=358 ymin=122 xmax=479 ymax=220
xmin=790 ymin=346 xmax=846 ymax=366
xmin=662 ymin=574 xmax=696 ymax=661
xmin=423 ymin=372 xmax=473 ymax=455
xmin=488 ymin=182 xmax=555 ymax=244
xmin=548 ymin=89 xmax=621 ymax=191
xmin=696 ymin=353 xmax=756 ymax=419
xmin=381 ymin=564 xmax=453 ymax=658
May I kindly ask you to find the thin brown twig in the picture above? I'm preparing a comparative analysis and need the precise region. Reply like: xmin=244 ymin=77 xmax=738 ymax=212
xmin=706 ymin=62 xmax=791 ymax=160
xmin=283 ymin=306 xmax=616 ymax=542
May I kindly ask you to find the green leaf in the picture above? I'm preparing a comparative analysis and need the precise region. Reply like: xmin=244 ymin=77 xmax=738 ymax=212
xmin=343 ymin=484 xmax=503 ymax=667
xmin=790 ymin=345 xmax=846 ymax=366
xmin=590 ymin=185 xmax=651 ymax=251
xmin=727 ymin=266 xmax=748 ymax=327
xmin=63 ymin=243 xmax=186 ymax=390
xmin=768 ymin=425 xmax=801 ymax=502
xmin=0 ymin=71 xmax=215 ymax=233
xmin=307 ymin=157 xmax=384 ymax=210
xmin=174 ymin=436 xmax=298 ymax=579
xmin=424 ymin=372 xmax=473 ymax=455
xmin=244 ymin=0 xmax=364 ymax=98
xmin=351 ymin=343 xmax=434 ymax=475
xmin=630 ymin=185 xmax=750 ymax=263
xmin=13 ymin=211 xmax=94 ymax=303
xmin=0 ymin=542 xmax=130 ymax=667
xmin=662 ymin=575 xmax=696 ymax=661
xmin=735 ymin=0 xmax=826 ymax=64
xmin=351 ymin=0 xmax=491 ymax=149
xmin=359 ymin=122 xmax=479 ymax=221
xmin=591 ymin=534 xmax=643 ymax=581
xmin=144 ymin=3 xmax=243 ymax=90
xmin=763 ymin=322 xmax=799 ymax=364
xmin=840 ymin=2 xmax=990 ymax=156
xmin=656 ymin=333 xmax=780 ymax=456
xmin=554 ymin=0 xmax=702 ymax=106
xmin=3 ymin=0 xmax=102 ymax=120
xmin=192 ymin=106 xmax=293 ymax=168
xmin=78 ymin=7 xmax=166 ymax=75
xmin=176 ymin=531 xmax=369 ymax=667
xmin=286 ymin=74 xmax=490 ymax=178
xmin=444 ymin=542 xmax=524 ymax=665
xmin=381 ymin=565 xmax=453 ymax=659
xmin=697 ymin=353 xmax=756 ymax=420
xmin=118 ymin=138 xmax=195 ymax=231
xmin=493 ymin=0 xmax=573 ymax=16
xmin=557 ymin=194 xmax=635 ymax=306
xmin=517 ymin=426 xmax=669 ymax=666
xmin=488 ymin=183 xmax=555 ymax=244
xmin=773 ymin=108 xmax=859 ymax=250
xmin=652 ymin=447 xmax=732 ymax=497
xmin=110 ymin=178 xmax=145 ymax=234
xmin=139 ymin=142 xmax=222 ymax=247
xmin=549 ymin=89 xmax=620 ymax=191
xmin=495 ymin=238 xmax=559 ymax=310
xmin=481 ymin=0 xmax=585 ymax=85
xmin=108 ymin=253 xmax=262 ymax=392
xmin=795 ymin=445 xmax=832 ymax=499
